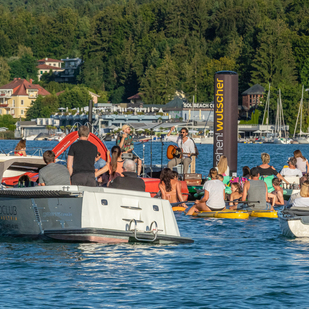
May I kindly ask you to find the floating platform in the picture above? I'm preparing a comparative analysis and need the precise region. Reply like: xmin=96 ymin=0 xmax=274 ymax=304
xmin=193 ymin=210 xmax=249 ymax=219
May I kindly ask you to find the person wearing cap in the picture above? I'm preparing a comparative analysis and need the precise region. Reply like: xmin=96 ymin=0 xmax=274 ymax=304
xmin=280 ymin=157 xmax=302 ymax=177
xmin=116 ymin=124 xmax=142 ymax=175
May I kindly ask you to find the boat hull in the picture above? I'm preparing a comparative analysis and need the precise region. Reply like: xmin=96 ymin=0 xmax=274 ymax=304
xmin=0 ymin=186 xmax=193 ymax=244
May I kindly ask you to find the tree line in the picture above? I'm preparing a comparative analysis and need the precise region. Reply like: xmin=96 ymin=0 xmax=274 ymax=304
xmin=1 ymin=0 xmax=309 ymax=132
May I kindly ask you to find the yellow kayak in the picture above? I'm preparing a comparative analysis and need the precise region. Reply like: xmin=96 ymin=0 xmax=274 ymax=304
xmin=193 ymin=210 xmax=249 ymax=219
xmin=172 ymin=206 xmax=187 ymax=212
xmin=248 ymin=210 xmax=278 ymax=218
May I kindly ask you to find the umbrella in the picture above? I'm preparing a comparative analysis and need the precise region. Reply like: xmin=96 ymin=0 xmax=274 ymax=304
xmin=253 ymin=130 xmax=262 ymax=133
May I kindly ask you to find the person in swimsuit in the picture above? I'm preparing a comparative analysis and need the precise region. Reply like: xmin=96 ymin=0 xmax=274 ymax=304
xmin=268 ymin=178 xmax=285 ymax=206
xmin=159 ymin=168 xmax=187 ymax=208
xmin=14 ymin=139 xmax=27 ymax=157
xmin=229 ymin=182 xmax=243 ymax=210
xmin=257 ymin=153 xmax=289 ymax=185
xmin=186 ymin=168 xmax=226 ymax=215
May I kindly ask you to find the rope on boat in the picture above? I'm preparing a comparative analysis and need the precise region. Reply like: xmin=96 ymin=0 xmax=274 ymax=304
xmin=0 ymin=190 xmax=79 ymax=198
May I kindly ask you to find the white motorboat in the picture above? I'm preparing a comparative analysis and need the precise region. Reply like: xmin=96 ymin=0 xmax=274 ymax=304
xmin=273 ymin=137 xmax=291 ymax=144
xmin=0 ymin=156 xmax=192 ymax=244
xmin=278 ymin=207 xmax=309 ymax=238
xmin=192 ymin=136 xmax=213 ymax=144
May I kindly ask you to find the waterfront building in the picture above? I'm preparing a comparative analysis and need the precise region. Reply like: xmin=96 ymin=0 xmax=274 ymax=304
xmin=37 ymin=58 xmax=64 ymax=81
xmin=0 ymin=78 xmax=50 ymax=118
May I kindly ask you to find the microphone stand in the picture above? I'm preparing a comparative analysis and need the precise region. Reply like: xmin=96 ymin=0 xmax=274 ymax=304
xmin=161 ymin=134 xmax=164 ymax=171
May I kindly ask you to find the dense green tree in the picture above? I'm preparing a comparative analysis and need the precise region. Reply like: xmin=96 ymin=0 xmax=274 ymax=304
xmin=0 ymin=57 xmax=11 ymax=86
xmin=9 ymin=53 xmax=38 ymax=81
xmin=58 ymin=86 xmax=91 ymax=109
xmin=26 ymin=95 xmax=59 ymax=120
xmin=251 ymin=19 xmax=297 ymax=88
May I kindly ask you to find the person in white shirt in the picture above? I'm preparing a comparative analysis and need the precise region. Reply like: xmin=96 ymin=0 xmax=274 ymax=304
xmin=165 ymin=126 xmax=196 ymax=174
xmin=186 ymin=168 xmax=226 ymax=215
xmin=280 ymin=157 xmax=302 ymax=177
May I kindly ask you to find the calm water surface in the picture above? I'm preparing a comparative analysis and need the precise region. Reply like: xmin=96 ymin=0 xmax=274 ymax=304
xmin=1 ymin=140 xmax=309 ymax=308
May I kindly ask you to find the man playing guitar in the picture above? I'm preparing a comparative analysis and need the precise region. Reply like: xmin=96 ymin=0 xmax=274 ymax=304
xmin=166 ymin=126 xmax=195 ymax=174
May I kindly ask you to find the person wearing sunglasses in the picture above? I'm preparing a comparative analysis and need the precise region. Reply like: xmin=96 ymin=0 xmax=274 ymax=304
xmin=166 ymin=126 xmax=195 ymax=175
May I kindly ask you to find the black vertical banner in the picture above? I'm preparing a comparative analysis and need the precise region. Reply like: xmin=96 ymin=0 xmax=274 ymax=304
xmin=213 ymin=71 xmax=238 ymax=176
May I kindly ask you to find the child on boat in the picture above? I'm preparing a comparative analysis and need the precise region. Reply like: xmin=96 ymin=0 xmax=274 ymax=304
xmin=268 ymin=178 xmax=285 ymax=206
xmin=229 ymin=182 xmax=243 ymax=210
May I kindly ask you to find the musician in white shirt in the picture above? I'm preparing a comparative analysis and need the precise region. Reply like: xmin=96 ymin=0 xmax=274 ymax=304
xmin=166 ymin=126 xmax=195 ymax=174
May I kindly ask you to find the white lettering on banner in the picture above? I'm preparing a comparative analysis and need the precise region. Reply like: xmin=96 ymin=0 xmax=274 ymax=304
xmin=215 ymin=132 xmax=223 ymax=165
xmin=183 ymin=103 xmax=214 ymax=109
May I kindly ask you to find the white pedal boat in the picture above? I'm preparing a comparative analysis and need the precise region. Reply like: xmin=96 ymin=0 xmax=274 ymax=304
xmin=278 ymin=207 xmax=309 ymax=238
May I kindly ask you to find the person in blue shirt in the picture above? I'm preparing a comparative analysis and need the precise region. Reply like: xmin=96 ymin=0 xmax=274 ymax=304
xmin=94 ymin=151 xmax=107 ymax=171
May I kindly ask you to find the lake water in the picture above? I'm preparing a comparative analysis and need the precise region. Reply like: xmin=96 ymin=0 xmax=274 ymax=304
xmin=1 ymin=140 xmax=309 ymax=308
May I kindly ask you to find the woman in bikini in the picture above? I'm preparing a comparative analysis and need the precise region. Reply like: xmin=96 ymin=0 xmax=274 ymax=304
xmin=159 ymin=168 xmax=186 ymax=207
xmin=14 ymin=139 xmax=27 ymax=157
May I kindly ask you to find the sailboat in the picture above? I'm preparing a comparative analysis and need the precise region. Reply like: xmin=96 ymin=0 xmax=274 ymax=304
xmin=293 ymin=85 xmax=309 ymax=144
xmin=273 ymin=89 xmax=291 ymax=144
xmin=261 ymin=84 xmax=274 ymax=143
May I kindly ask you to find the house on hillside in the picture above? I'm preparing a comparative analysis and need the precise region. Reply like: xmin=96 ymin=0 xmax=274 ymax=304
xmin=55 ymin=57 xmax=83 ymax=83
xmin=241 ymin=84 xmax=265 ymax=109
xmin=37 ymin=57 xmax=64 ymax=81
xmin=127 ymin=93 xmax=144 ymax=105
xmin=0 ymin=78 xmax=50 ymax=118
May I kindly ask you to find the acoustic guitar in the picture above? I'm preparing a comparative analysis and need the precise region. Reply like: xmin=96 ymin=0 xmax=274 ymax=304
xmin=166 ymin=145 xmax=182 ymax=159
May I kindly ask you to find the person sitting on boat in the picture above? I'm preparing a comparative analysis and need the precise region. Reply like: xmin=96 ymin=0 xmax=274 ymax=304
xmin=39 ymin=150 xmax=70 ymax=186
xmin=166 ymin=126 xmax=195 ymax=175
xmin=95 ymin=146 xmax=124 ymax=186
xmin=268 ymin=178 xmax=285 ymax=206
xmin=14 ymin=139 xmax=26 ymax=157
xmin=229 ymin=182 xmax=243 ymax=210
xmin=109 ymin=159 xmax=145 ymax=192
xmin=67 ymin=126 xmax=97 ymax=186
xmin=242 ymin=166 xmax=250 ymax=179
xmin=287 ymin=180 xmax=309 ymax=208
xmin=241 ymin=167 xmax=275 ymax=211
xmin=159 ymin=168 xmax=187 ymax=208
xmin=280 ymin=157 xmax=302 ymax=177
xmin=216 ymin=155 xmax=229 ymax=176
xmin=291 ymin=181 xmax=309 ymax=208
xmin=94 ymin=151 xmax=107 ymax=171
xmin=116 ymin=124 xmax=142 ymax=176
xmin=293 ymin=150 xmax=309 ymax=175
xmin=257 ymin=152 xmax=289 ymax=185
xmin=186 ymin=168 xmax=226 ymax=215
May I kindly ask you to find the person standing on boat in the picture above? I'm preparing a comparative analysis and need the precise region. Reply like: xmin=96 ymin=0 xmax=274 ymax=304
xmin=116 ymin=124 xmax=142 ymax=175
xmin=39 ymin=150 xmax=70 ymax=186
xmin=293 ymin=150 xmax=309 ymax=175
xmin=166 ymin=126 xmax=195 ymax=174
xmin=242 ymin=167 xmax=275 ymax=211
xmin=67 ymin=126 xmax=97 ymax=186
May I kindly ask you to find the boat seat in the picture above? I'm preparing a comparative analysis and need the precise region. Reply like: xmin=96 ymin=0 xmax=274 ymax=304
xmin=282 ymin=176 xmax=301 ymax=187
xmin=173 ymin=163 xmax=191 ymax=174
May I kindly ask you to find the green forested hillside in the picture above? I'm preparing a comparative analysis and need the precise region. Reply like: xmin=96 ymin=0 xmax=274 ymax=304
xmin=1 ymin=0 xmax=309 ymax=129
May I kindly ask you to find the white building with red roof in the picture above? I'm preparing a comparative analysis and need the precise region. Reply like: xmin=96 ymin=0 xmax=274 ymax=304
xmin=0 ymin=78 xmax=51 ymax=118
xmin=37 ymin=57 xmax=64 ymax=80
